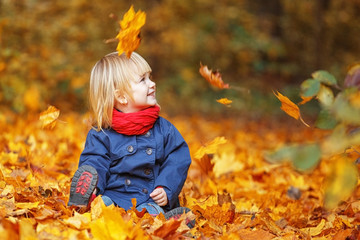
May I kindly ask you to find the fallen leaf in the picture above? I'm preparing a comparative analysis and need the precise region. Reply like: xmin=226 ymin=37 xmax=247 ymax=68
xmin=301 ymin=219 xmax=326 ymax=236
xmin=116 ymin=5 xmax=146 ymax=58
xmin=39 ymin=106 xmax=60 ymax=129
xmin=194 ymin=136 xmax=227 ymax=159
xmin=237 ymin=228 xmax=275 ymax=240
xmin=199 ymin=63 xmax=229 ymax=89
xmin=332 ymin=229 xmax=353 ymax=240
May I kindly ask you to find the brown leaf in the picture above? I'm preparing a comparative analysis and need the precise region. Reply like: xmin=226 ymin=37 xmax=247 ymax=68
xmin=199 ymin=63 xmax=229 ymax=89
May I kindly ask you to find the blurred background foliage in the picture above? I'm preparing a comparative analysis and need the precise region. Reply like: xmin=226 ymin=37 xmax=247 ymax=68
xmin=0 ymin=0 xmax=359 ymax=117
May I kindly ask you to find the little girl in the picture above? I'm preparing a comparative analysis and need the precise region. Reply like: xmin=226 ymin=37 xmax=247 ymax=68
xmin=68 ymin=52 xmax=193 ymax=225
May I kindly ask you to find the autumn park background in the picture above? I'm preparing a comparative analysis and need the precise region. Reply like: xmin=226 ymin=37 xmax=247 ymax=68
xmin=1 ymin=0 xmax=360 ymax=239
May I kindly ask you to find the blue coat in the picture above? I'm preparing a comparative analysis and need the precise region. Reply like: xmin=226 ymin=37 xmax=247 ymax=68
xmin=78 ymin=116 xmax=191 ymax=211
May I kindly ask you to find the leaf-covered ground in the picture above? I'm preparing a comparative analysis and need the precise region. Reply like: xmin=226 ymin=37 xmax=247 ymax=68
xmin=1 ymin=110 xmax=360 ymax=239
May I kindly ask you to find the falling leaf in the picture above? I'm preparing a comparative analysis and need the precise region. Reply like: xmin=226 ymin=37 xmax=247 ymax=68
xmin=39 ymin=105 xmax=60 ymax=129
xmin=115 ymin=5 xmax=146 ymax=58
xmin=274 ymin=91 xmax=300 ymax=120
xmin=216 ymin=98 xmax=232 ymax=106
xmin=274 ymin=91 xmax=309 ymax=127
xmin=199 ymin=63 xmax=229 ymax=89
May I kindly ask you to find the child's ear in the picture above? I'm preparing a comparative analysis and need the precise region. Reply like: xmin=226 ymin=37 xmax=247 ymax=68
xmin=114 ymin=90 xmax=128 ymax=105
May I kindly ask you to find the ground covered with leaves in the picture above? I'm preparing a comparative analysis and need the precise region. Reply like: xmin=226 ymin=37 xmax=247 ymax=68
xmin=1 ymin=110 xmax=360 ymax=239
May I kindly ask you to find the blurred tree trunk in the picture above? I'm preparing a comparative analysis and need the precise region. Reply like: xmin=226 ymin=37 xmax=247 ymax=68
xmin=314 ymin=0 xmax=330 ymax=70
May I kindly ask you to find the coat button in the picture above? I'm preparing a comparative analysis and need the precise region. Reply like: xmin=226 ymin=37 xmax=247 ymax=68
xmin=144 ymin=168 xmax=152 ymax=175
xmin=125 ymin=179 xmax=131 ymax=185
xmin=127 ymin=145 xmax=134 ymax=153
xmin=145 ymin=131 xmax=151 ymax=137
xmin=142 ymin=188 xmax=148 ymax=194
xmin=146 ymin=148 xmax=152 ymax=155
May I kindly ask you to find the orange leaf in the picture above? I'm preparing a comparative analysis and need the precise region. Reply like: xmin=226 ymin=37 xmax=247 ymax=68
xmin=274 ymin=91 xmax=309 ymax=127
xmin=199 ymin=63 xmax=229 ymax=89
xmin=116 ymin=5 xmax=146 ymax=58
xmin=298 ymin=96 xmax=313 ymax=105
xmin=39 ymin=105 xmax=60 ymax=129
xmin=216 ymin=98 xmax=232 ymax=105
xmin=274 ymin=91 xmax=300 ymax=120
xmin=153 ymin=219 xmax=182 ymax=239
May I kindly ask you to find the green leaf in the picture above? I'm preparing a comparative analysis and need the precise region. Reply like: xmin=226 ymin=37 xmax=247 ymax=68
xmin=324 ymin=157 xmax=358 ymax=209
xmin=315 ymin=109 xmax=337 ymax=130
xmin=317 ymin=85 xmax=334 ymax=109
xmin=264 ymin=143 xmax=321 ymax=171
xmin=311 ymin=70 xmax=337 ymax=86
xmin=264 ymin=145 xmax=298 ymax=164
xmin=292 ymin=144 xmax=321 ymax=171
xmin=300 ymin=79 xmax=321 ymax=97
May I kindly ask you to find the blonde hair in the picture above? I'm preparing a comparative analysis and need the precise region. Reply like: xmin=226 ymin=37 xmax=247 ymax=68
xmin=89 ymin=52 xmax=152 ymax=131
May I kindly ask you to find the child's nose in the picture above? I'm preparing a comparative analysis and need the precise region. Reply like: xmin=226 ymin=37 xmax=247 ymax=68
xmin=148 ymin=79 xmax=155 ymax=88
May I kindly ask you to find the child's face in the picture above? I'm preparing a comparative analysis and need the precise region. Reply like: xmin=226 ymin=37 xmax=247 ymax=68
xmin=127 ymin=71 xmax=157 ymax=112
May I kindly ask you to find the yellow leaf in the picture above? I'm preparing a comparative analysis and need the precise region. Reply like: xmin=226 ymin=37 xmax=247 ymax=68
xmin=90 ymin=205 xmax=149 ymax=240
xmin=19 ymin=219 xmax=37 ymax=240
xmin=39 ymin=105 xmax=60 ymax=129
xmin=116 ymin=5 xmax=146 ymax=58
xmin=63 ymin=212 xmax=91 ymax=230
xmin=16 ymin=202 xmax=40 ymax=209
xmin=216 ymin=98 xmax=232 ymax=105
xmin=194 ymin=136 xmax=227 ymax=159
xmin=301 ymin=219 xmax=326 ymax=236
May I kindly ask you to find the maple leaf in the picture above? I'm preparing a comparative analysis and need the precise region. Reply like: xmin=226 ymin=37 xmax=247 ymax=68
xmin=274 ymin=91 xmax=309 ymax=127
xmin=216 ymin=98 xmax=232 ymax=106
xmin=39 ymin=105 xmax=60 ymax=129
xmin=199 ymin=63 xmax=229 ymax=89
xmin=116 ymin=5 xmax=146 ymax=58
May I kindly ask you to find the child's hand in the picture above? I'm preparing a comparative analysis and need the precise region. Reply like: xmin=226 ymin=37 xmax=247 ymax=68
xmin=150 ymin=187 xmax=168 ymax=206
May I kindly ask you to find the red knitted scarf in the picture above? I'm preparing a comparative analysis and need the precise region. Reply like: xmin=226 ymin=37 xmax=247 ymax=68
xmin=112 ymin=105 xmax=160 ymax=135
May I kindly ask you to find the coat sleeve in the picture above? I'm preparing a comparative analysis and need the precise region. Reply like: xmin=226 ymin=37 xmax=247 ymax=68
xmin=78 ymin=130 xmax=112 ymax=194
xmin=154 ymin=121 xmax=191 ymax=209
